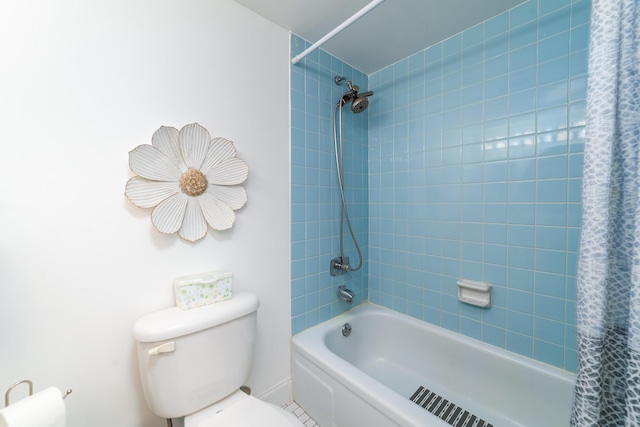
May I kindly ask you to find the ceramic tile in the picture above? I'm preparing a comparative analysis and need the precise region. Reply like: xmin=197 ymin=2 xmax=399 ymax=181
xmin=291 ymin=0 xmax=589 ymax=372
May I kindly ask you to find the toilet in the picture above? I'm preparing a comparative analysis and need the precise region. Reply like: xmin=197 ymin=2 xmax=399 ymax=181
xmin=132 ymin=292 xmax=303 ymax=426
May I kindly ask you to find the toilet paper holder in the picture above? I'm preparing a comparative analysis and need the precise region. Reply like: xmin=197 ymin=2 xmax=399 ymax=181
xmin=4 ymin=380 xmax=72 ymax=407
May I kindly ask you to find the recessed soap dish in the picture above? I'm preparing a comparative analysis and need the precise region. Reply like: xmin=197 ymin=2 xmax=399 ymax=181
xmin=457 ymin=279 xmax=491 ymax=308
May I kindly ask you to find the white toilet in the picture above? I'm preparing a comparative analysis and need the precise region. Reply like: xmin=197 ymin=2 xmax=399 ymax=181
xmin=132 ymin=292 xmax=303 ymax=426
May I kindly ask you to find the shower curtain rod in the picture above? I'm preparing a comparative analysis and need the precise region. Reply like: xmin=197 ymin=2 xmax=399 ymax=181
xmin=291 ymin=0 xmax=386 ymax=65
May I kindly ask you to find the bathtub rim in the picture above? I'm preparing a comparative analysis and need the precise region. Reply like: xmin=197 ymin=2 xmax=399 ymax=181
xmin=293 ymin=302 xmax=575 ymax=381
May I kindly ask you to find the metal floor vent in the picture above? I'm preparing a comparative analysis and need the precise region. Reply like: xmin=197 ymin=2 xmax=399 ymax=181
xmin=409 ymin=386 xmax=493 ymax=427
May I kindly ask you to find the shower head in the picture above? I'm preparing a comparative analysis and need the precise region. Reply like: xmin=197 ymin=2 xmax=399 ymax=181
xmin=351 ymin=97 xmax=368 ymax=114
xmin=335 ymin=76 xmax=374 ymax=114
xmin=351 ymin=94 xmax=371 ymax=114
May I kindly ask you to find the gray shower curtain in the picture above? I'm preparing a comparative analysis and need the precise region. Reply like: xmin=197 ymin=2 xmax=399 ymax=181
xmin=571 ymin=0 xmax=640 ymax=425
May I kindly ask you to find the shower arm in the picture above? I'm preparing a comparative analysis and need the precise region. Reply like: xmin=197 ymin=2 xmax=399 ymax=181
xmin=335 ymin=76 xmax=356 ymax=91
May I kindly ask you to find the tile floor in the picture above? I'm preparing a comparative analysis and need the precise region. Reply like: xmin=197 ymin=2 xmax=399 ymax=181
xmin=282 ymin=400 xmax=320 ymax=426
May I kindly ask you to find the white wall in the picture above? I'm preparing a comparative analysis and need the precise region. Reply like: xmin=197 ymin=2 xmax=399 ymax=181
xmin=0 ymin=1 xmax=290 ymax=426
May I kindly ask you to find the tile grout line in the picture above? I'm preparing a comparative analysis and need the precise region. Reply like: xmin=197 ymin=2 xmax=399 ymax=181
xmin=282 ymin=400 xmax=321 ymax=427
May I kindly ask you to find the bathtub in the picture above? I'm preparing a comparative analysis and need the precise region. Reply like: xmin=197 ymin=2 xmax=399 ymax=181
xmin=291 ymin=303 xmax=575 ymax=427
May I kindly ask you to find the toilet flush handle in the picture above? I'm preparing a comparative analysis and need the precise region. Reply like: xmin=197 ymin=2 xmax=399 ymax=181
xmin=148 ymin=342 xmax=175 ymax=356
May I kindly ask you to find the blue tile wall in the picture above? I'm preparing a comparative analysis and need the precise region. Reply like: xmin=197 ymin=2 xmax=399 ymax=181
xmin=291 ymin=0 xmax=588 ymax=371
xmin=367 ymin=0 xmax=588 ymax=371
xmin=290 ymin=35 xmax=369 ymax=335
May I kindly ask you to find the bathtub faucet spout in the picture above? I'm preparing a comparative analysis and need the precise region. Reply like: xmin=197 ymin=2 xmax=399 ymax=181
xmin=337 ymin=285 xmax=355 ymax=304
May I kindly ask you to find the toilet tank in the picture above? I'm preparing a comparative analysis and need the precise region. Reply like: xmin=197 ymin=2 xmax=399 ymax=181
xmin=132 ymin=292 xmax=260 ymax=419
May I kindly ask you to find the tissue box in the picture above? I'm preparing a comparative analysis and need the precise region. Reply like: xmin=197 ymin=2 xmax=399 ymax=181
xmin=173 ymin=271 xmax=233 ymax=310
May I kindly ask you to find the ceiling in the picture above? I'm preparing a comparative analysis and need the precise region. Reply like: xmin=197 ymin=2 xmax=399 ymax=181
xmin=233 ymin=0 xmax=526 ymax=74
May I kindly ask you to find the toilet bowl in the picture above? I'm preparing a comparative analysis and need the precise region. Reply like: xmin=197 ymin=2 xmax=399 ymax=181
xmin=184 ymin=390 xmax=301 ymax=427
xmin=132 ymin=293 xmax=303 ymax=426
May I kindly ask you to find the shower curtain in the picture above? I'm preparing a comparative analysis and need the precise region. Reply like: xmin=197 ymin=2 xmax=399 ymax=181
xmin=571 ymin=0 xmax=640 ymax=425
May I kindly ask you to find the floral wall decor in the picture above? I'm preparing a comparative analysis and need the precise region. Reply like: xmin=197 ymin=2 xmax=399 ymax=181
xmin=125 ymin=123 xmax=248 ymax=242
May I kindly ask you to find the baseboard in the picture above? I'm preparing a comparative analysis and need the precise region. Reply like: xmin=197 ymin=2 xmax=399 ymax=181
xmin=257 ymin=377 xmax=293 ymax=406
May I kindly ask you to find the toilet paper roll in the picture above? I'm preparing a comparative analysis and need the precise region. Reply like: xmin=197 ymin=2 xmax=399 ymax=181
xmin=0 ymin=387 xmax=65 ymax=427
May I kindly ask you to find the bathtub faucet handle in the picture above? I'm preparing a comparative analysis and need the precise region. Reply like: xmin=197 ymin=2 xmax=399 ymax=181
xmin=337 ymin=285 xmax=355 ymax=304
xmin=333 ymin=258 xmax=350 ymax=271
xmin=330 ymin=256 xmax=351 ymax=276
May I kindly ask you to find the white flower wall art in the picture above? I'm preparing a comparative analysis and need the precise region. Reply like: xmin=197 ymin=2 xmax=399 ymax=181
xmin=125 ymin=123 xmax=248 ymax=242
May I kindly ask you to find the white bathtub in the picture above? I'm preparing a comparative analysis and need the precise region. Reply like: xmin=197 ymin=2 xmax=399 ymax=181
xmin=291 ymin=303 xmax=575 ymax=427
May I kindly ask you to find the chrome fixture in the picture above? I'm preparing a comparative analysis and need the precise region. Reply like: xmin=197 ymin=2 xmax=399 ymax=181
xmin=4 ymin=380 xmax=72 ymax=407
xmin=330 ymin=76 xmax=371 ymax=277
xmin=334 ymin=76 xmax=374 ymax=114
xmin=330 ymin=256 xmax=350 ymax=276
xmin=337 ymin=285 xmax=355 ymax=304
xmin=341 ymin=323 xmax=352 ymax=337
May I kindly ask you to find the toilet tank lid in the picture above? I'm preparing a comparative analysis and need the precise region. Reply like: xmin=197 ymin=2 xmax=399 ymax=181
xmin=132 ymin=292 xmax=259 ymax=343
